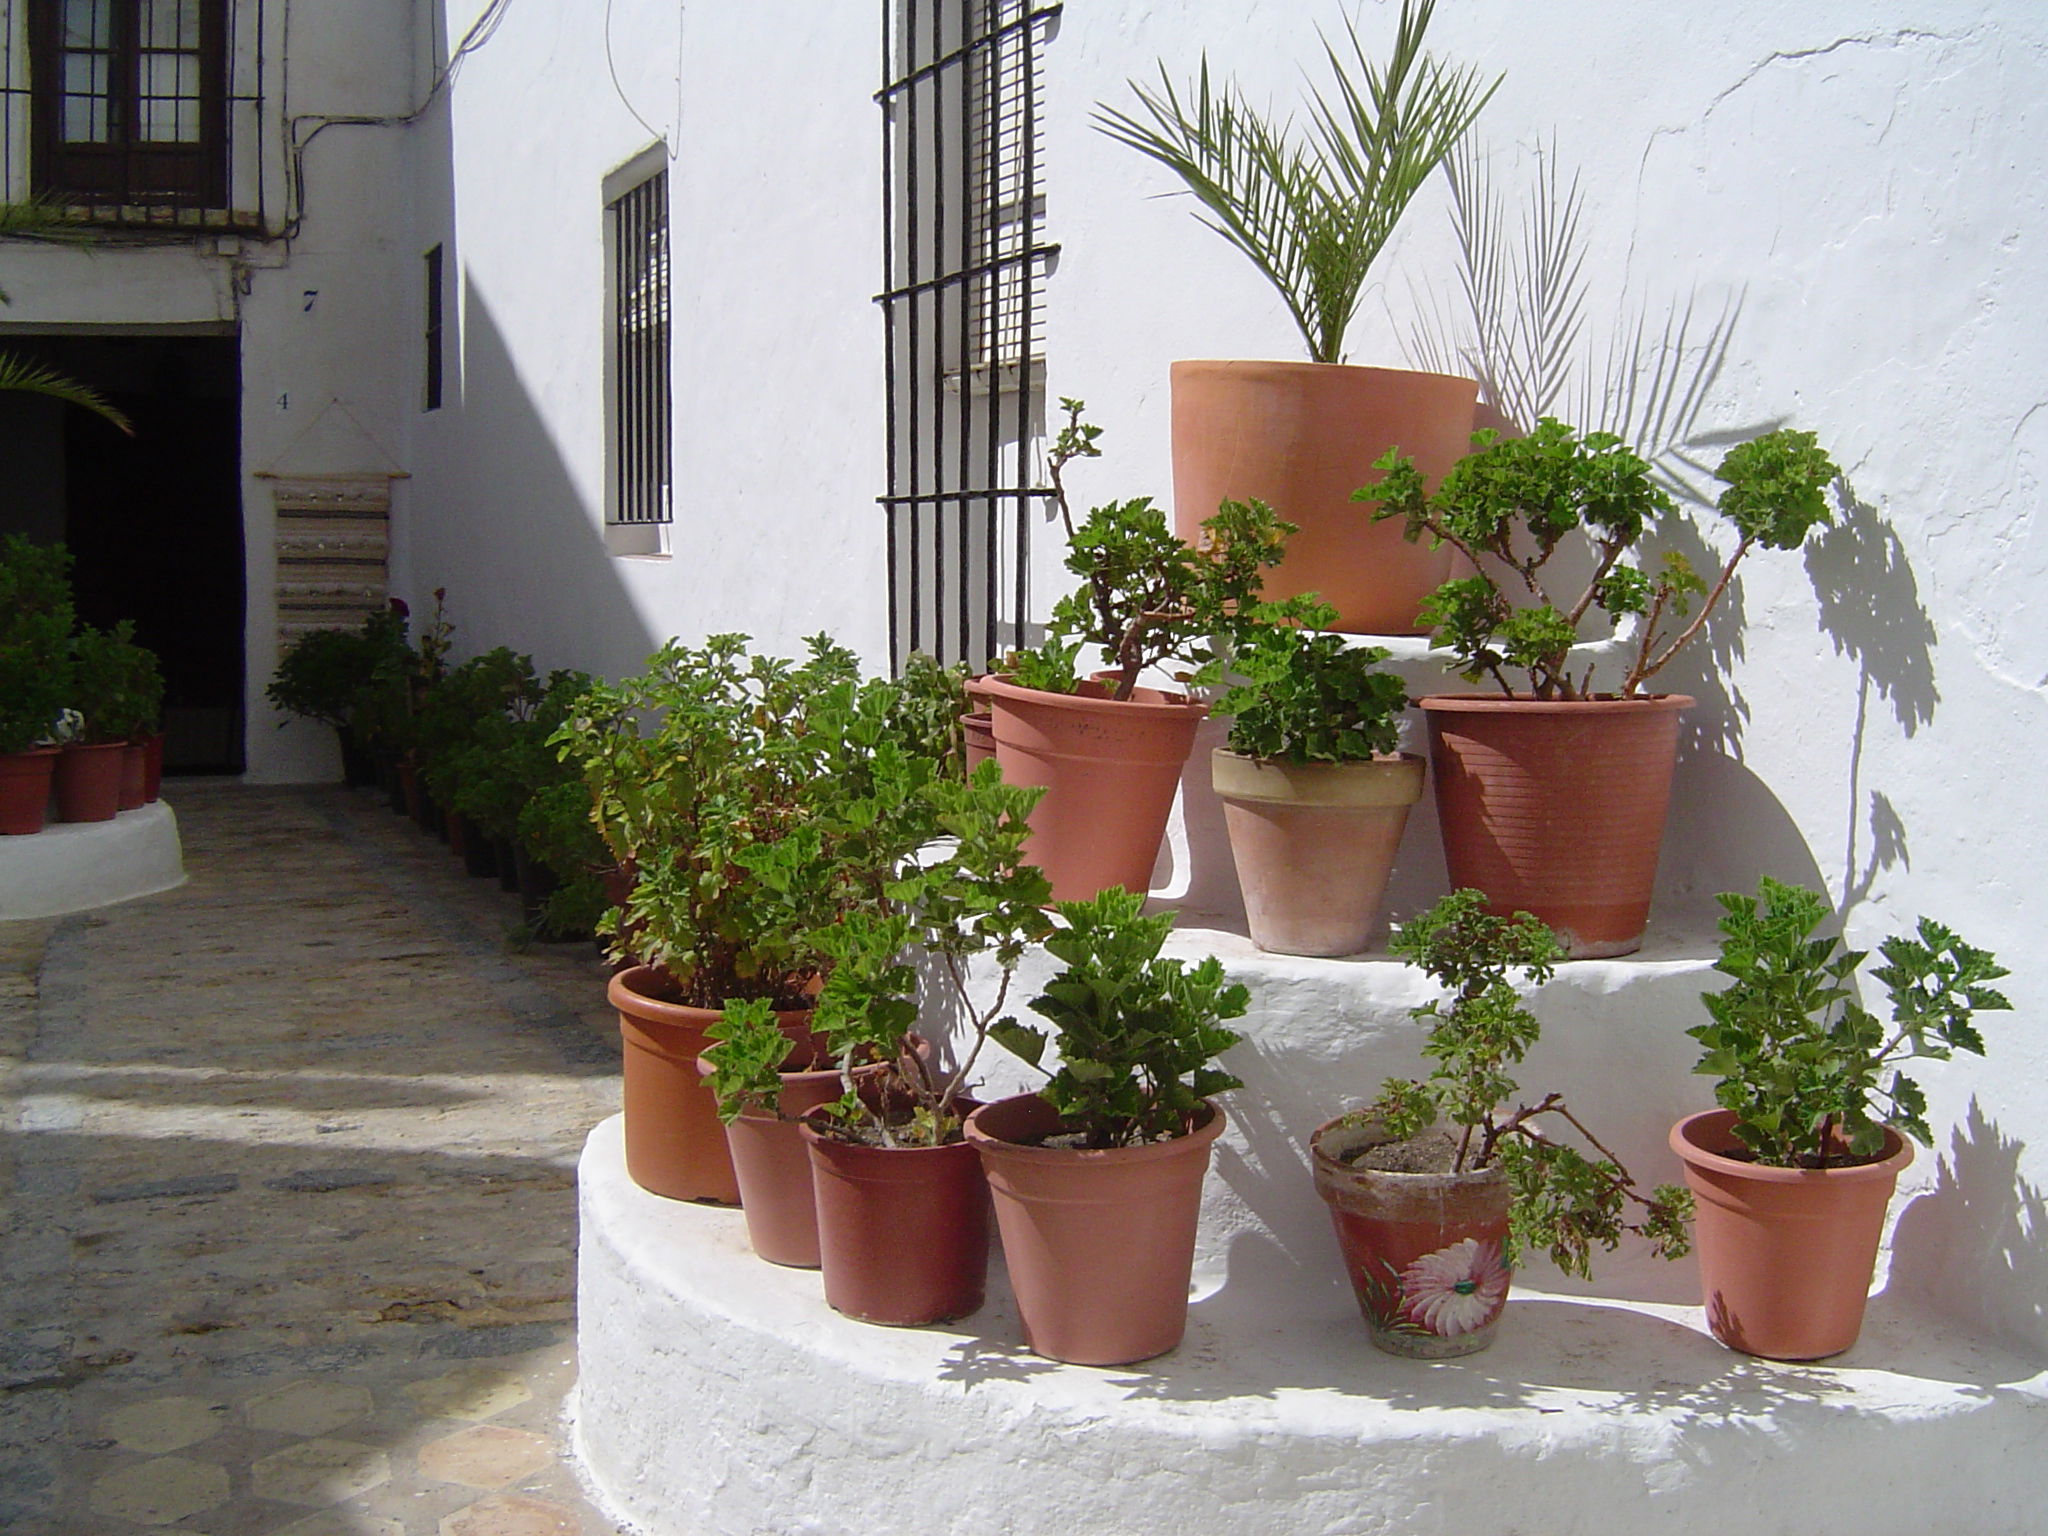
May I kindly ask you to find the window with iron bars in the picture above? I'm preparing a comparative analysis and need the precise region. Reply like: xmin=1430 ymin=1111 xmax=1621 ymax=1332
xmin=878 ymin=0 xmax=1059 ymax=673
xmin=6 ymin=0 xmax=270 ymax=230
xmin=604 ymin=164 xmax=672 ymax=538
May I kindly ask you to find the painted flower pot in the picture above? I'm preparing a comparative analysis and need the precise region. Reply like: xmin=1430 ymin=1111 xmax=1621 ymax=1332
xmin=1170 ymin=360 xmax=1477 ymax=635
xmin=1671 ymin=1108 xmax=1912 ymax=1361
xmin=803 ymin=1112 xmax=991 ymax=1325
xmin=1212 ymin=749 xmax=1426 ymax=957
xmin=608 ymin=965 xmax=818 ymax=1205
xmin=54 ymin=741 xmax=128 ymax=824
xmin=118 ymin=742 xmax=148 ymax=811
xmin=966 ymin=1093 xmax=1225 ymax=1366
xmin=981 ymin=677 xmax=1206 ymax=904
xmin=0 ymin=747 xmax=57 ymax=836
xmin=1310 ymin=1114 xmax=1514 ymax=1359
xmin=1420 ymin=693 xmax=1692 ymax=957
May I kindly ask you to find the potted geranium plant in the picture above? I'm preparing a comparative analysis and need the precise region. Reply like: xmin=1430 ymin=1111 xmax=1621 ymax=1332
xmin=0 ymin=534 xmax=75 ymax=835
xmin=1312 ymin=890 xmax=1692 ymax=1357
xmin=1361 ymin=419 xmax=1842 ymax=954
xmin=986 ymin=401 xmax=1307 ymax=902
xmin=701 ymin=766 xmax=1050 ymax=1318
xmin=555 ymin=634 xmax=948 ymax=1203
xmin=267 ymin=620 xmax=389 ymax=787
xmin=57 ymin=622 xmax=158 ymax=824
xmin=1095 ymin=0 xmax=1498 ymax=632
xmin=1210 ymin=608 xmax=1420 ymax=955
xmin=966 ymin=887 xmax=1249 ymax=1365
xmin=1673 ymin=876 xmax=2008 ymax=1361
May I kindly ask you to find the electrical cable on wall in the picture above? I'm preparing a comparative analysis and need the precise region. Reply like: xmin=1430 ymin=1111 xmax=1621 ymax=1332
xmin=604 ymin=0 xmax=686 ymax=160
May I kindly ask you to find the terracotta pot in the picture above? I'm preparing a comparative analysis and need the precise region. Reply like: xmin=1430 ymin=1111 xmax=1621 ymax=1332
xmin=608 ymin=965 xmax=817 ymax=1204
xmin=692 ymin=1054 xmax=884 ymax=1269
xmin=803 ymin=1112 xmax=991 ymax=1325
xmin=1310 ymin=1114 xmax=1514 ymax=1359
xmin=336 ymin=724 xmax=377 ymax=789
xmin=0 ymin=747 xmax=57 ymax=836
xmin=960 ymin=711 xmax=996 ymax=774
xmin=1170 ymin=360 xmax=1477 ymax=635
xmin=1212 ymin=749 xmax=1425 ymax=956
xmin=117 ymin=742 xmax=148 ymax=811
xmin=142 ymin=732 xmax=164 ymax=802
xmin=966 ymin=1093 xmax=1224 ymax=1365
xmin=1420 ymin=693 xmax=1692 ymax=957
xmin=981 ymin=677 xmax=1206 ymax=904
xmin=512 ymin=844 xmax=560 ymax=928
xmin=54 ymin=741 xmax=128 ymax=824
xmin=1671 ymin=1108 xmax=1912 ymax=1361
xmin=396 ymin=756 xmax=425 ymax=824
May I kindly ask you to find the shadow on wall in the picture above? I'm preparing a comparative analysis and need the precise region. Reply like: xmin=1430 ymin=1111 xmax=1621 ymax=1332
xmin=409 ymin=283 xmax=658 ymax=685
xmin=1888 ymin=1099 xmax=2048 ymax=1361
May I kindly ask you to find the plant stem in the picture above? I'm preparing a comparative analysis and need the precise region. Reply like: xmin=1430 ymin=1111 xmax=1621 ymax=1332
xmin=1633 ymin=534 xmax=1752 ymax=688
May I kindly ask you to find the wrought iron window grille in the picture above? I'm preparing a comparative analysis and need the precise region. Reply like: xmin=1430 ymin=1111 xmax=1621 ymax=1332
xmin=605 ymin=165 xmax=673 ymax=530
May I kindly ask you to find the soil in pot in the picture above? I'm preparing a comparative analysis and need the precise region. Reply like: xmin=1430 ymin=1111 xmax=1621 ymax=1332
xmin=1671 ymin=1108 xmax=1912 ymax=1361
xmin=54 ymin=742 xmax=127 ymax=824
xmin=1213 ymin=750 xmax=1425 ymax=957
xmin=0 ymin=748 xmax=57 ymax=836
xmin=610 ymin=966 xmax=817 ymax=1205
xmin=1310 ymin=1114 xmax=1514 ymax=1359
xmin=1421 ymin=693 xmax=1691 ymax=958
xmin=803 ymin=1110 xmax=991 ymax=1325
xmin=966 ymin=1093 xmax=1224 ymax=1366
xmin=982 ymin=677 xmax=1206 ymax=904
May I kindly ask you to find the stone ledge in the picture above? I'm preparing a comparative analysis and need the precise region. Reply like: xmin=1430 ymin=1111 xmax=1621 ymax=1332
xmin=0 ymin=800 xmax=186 ymax=919
xmin=574 ymin=1114 xmax=2048 ymax=1536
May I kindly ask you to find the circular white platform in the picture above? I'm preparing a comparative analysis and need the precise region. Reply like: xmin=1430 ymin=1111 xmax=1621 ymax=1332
xmin=575 ymin=1110 xmax=2048 ymax=1536
xmin=0 ymin=800 xmax=186 ymax=919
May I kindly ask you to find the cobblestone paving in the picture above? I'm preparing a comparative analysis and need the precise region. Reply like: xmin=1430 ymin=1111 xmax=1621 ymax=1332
xmin=1 ymin=782 xmax=632 ymax=1535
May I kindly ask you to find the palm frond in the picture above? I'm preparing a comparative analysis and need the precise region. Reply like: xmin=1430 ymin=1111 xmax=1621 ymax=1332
xmin=0 ymin=353 xmax=134 ymax=434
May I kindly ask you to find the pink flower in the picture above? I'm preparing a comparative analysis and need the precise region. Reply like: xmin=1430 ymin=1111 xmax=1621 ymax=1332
xmin=1400 ymin=1237 xmax=1511 ymax=1337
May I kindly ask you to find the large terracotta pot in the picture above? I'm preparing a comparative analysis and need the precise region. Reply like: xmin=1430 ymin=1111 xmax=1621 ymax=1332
xmin=608 ymin=965 xmax=817 ymax=1204
xmin=1310 ymin=1114 xmax=1514 ymax=1359
xmin=1420 ymin=693 xmax=1692 ymax=958
xmin=966 ymin=1093 xmax=1225 ymax=1366
xmin=1170 ymin=360 xmax=1478 ymax=635
xmin=692 ymin=1054 xmax=884 ymax=1270
xmin=960 ymin=712 xmax=996 ymax=774
xmin=0 ymin=747 xmax=57 ymax=836
xmin=54 ymin=741 xmax=127 ymax=824
xmin=1212 ymin=749 xmax=1425 ymax=956
xmin=1671 ymin=1108 xmax=1912 ymax=1361
xmin=118 ymin=742 xmax=148 ymax=811
xmin=981 ymin=677 xmax=1206 ymax=904
xmin=803 ymin=1110 xmax=991 ymax=1326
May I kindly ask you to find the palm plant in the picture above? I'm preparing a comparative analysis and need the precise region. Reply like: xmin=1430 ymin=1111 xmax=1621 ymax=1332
xmin=1095 ymin=0 xmax=1498 ymax=365
xmin=1 ymin=198 xmax=133 ymax=434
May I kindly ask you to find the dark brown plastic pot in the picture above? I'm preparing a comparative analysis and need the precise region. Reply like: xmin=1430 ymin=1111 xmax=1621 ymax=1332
xmin=608 ymin=965 xmax=817 ymax=1205
xmin=0 ymin=748 xmax=57 ymax=836
xmin=1170 ymin=360 xmax=1476 ymax=635
xmin=118 ymin=742 xmax=147 ymax=811
xmin=1310 ymin=1114 xmax=1513 ymax=1359
xmin=1420 ymin=693 xmax=1692 ymax=957
xmin=54 ymin=741 xmax=127 ymax=823
xmin=692 ymin=1054 xmax=883 ymax=1269
xmin=1672 ymin=1108 xmax=1912 ymax=1361
xmin=981 ymin=677 xmax=1206 ymax=904
xmin=802 ymin=1108 xmax=990 ymax=1326
xmin=966 ymin=1093 xmax=1225 ymax=1365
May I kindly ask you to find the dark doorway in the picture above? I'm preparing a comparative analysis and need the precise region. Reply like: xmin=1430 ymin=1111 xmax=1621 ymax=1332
xmin=0 ymin=331 xmax=245 ymax=773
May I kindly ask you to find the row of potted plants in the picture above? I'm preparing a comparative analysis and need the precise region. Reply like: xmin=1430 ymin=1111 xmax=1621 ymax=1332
xmin=0 ymin=534 xmax=167 ymax=835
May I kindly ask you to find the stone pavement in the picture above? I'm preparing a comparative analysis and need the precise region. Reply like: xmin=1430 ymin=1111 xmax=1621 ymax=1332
xmin=1 ymin=782 xmax=634 ymax=1535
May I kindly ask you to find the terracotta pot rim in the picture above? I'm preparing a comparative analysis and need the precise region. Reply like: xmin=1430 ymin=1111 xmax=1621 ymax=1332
xmin=1418 ymin=693 xmax=1696 ymax=715
xmin=3 ymin=745 xmax=60 ymax=760
xmin=797 ymin=1100 xmax=983 ymax=1157
xmin=964 ymin=1093 xmax=1226 ymax=1165
xmin=607 ymin=966 xmax=814 ymax=1028
xmin=1307 ymin=1114 xmax=1510 ymax=1192
xmin=62 ymin=739 xmax=131 ymax=755
xmin=1171 ymin=358 xmax=1480 ymax=387
xmin=1670 ymin=1108 xmax=1913 ymax=1185
xmin=979 ymin=675 xmax=1206 ymax=719
xmin=1211 ymin=748 xmax=1426 ymax=808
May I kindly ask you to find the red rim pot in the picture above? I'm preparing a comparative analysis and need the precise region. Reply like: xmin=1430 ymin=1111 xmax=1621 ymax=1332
xmin=608 ymin=965 xmax=818 ymax=1205
xmin=965 ymin=1093 xmax=1225 ymax=1366
xmin=802 ymin=1107 xmax=990 ymax=1326
xmin=54 ymin=741 xmax=128 ymax=824
xmin=0 ymin=747 xmax=58 ymax=836
xmin=1309 ymin=1114 xmax=1514 ymax=1358
xmin=981 ymin=677 xmax=1206 ymax=905
xmin=1671 ymin=1108 xmax=1913 ymax=1361
xmin=1419 ymin=693 xmax=1692 ymax=958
